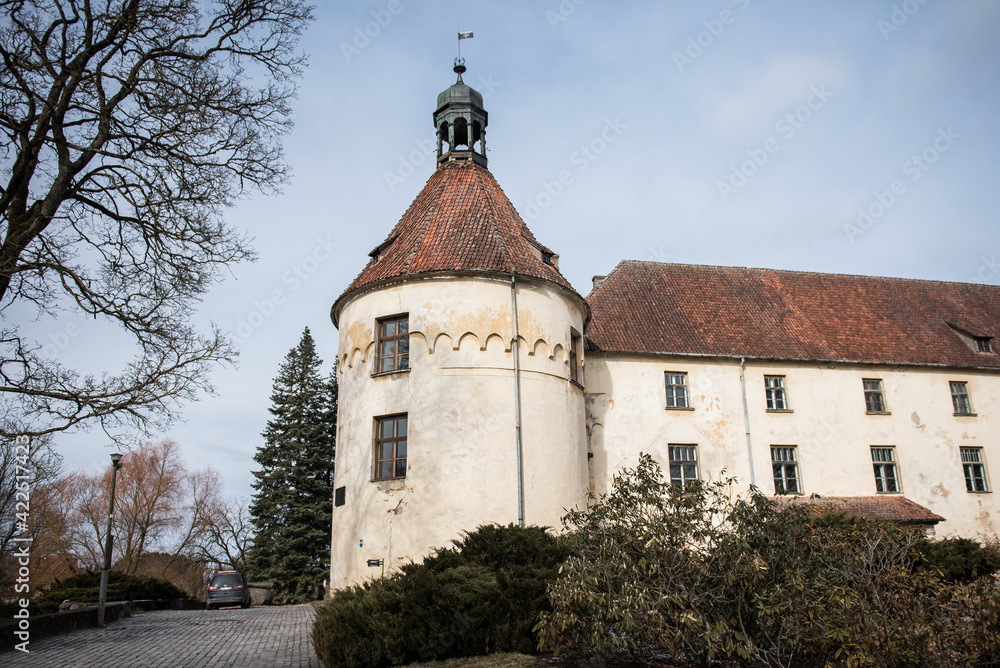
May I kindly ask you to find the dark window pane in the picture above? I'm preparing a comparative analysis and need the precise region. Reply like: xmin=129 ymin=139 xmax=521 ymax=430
xmin=379 ymin=442 xmax=393 ymax=460
xmin=381 ymin=340 xmax=395 ymax=356
xmin=395 ymin=459 xmax=407 ymax=477
xmin=380 ymin=420 xmax=393 ymax=438
xmin=397 ymin=417 xmax=407 ymax=437
xmin=382 ymin=321 xmax=395 ymax=337
xmin=380 ymin=357 xmax=393 ymax=372
xmin=396 ymin=440 xmax=406 ymax=457
xmin=378 ymin=461 xmax=392 ymax=479
xmin=399 ymin=354 xmax=409 ymax=369
xmin=398 ymin=319 xmax=408 ymax=334
xmin=399 ymin=337 xmax=409 ymax=353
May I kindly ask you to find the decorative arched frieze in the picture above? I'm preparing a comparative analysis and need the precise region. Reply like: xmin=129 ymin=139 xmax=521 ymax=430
xmin=530 ymin=338 xmax=549 ymax=358
xmin=457 ymin=331 xmax=481 ymax=352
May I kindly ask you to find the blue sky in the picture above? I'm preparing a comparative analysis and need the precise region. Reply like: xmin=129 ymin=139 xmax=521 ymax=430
xmin=48 ymin=0 xmax=1000 ymax=498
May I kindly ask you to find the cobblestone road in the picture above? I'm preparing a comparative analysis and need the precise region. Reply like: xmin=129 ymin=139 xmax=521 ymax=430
xmin=2 ymin=604 xmax=322 ymax=667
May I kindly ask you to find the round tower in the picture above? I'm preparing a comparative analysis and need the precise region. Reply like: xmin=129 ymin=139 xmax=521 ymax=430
xmin=329 ymin=63 xmax=589 ymax=588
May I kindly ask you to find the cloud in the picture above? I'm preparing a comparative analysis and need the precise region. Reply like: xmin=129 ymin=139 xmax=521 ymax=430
xmin=709 ymin=53 xmax=856 ymax=140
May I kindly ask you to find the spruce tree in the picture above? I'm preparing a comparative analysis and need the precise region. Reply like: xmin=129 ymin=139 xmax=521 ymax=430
xmin=248 ymin=328 xmax=336 ymax=601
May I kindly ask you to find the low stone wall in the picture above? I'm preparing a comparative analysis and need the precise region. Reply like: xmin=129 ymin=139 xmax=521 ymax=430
xmin=248 ymin=582 xmax=274 ymax=606
xmin=0 ymin=598 xmax=201 ymax=650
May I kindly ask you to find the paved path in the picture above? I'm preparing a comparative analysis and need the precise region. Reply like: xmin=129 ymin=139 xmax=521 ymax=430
xmin=2 ymin=604 xmax=322 ymax=667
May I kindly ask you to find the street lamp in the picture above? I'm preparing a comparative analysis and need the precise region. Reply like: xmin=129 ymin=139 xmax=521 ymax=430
xmin=97 ymin=452 xmax=123 ymax=627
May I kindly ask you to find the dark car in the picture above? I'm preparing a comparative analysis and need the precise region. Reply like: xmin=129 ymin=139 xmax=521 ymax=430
xmin=206 ymin=571 xmax=251 ymax=610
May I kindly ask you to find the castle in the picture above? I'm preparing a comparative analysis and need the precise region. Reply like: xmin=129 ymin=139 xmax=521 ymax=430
xmin=329 ymin=64 xmax=999 ymax=588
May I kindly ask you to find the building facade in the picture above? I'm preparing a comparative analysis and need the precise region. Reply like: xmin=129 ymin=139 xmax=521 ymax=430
xmin=329 ymin=66 xmax=999 ymax=589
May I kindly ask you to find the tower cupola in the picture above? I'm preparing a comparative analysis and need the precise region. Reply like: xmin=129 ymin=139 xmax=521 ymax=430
xmin=434 ymin=59 xmax=488 ymax=167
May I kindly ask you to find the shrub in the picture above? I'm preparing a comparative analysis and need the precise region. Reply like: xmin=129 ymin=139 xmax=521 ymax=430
xmin=30 ymin=571 xmax=189 ymax=614
xmin=914 ymin=535 xmax=1000 ymax=582
xmin=536 ymin=453 xmax=1000 ymax=667
xmin=312 ymin=524 xmax=569 ymax=668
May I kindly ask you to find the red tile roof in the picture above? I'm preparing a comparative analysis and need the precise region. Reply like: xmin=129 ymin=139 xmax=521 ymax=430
xmin=771 ymin=495 xmax=945 ymax=525
xmin=585 ymin=261 xmax=1000 ymax=369
xmin=339 ymin=161 xmax=573 ymax=300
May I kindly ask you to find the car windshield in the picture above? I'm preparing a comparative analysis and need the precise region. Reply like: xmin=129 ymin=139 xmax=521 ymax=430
xmin=211 ymin=574 xmax=243 ymax=586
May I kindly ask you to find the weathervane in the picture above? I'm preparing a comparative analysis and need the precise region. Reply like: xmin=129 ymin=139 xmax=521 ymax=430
xmin=456 ymin=31 xmax=473 ymax=72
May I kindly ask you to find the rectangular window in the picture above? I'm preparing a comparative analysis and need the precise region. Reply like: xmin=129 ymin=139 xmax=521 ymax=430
xmin=764 ymin=375 xmax=787 ymax=410
xmin=668 ymin=445 xmax=699 ymax=489
xmin=569 ymin=334 xmax=581 ymax=384
xmin=771 ymin=446 xmax=800 ymax=494
xmin=961 ymin=447 xmax=989 ymax=493
xmin=665 ymin=372 xmax=689 ymax=408
xmin=864 ymin=379 xmax=887 ymax=413
xmin=871 ymin=447 xmax=900 ymax=493
xmin=976 ymin=337 xmax=992 ymax=353
xmin=376 ymin=315 xmax=409 ymax=373
xmin=374 ymin=414 xmax=407 ymax=480
xmin=334 ymin=486 xmax=346 ymax=507
xmin=950 ymin=381 xmax=974 ymax=415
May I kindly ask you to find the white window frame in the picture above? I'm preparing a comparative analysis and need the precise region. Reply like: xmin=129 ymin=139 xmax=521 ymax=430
xmin=771 ymin=446 xmax=800 ymax=494
xmin=871 ymin=446 xmax=900 ymax=493
xmin=764 ymin=375 xmax=788 ymax=411
xmin=668 ymin=444 xmax=699 ymax=489
xmin=960 ymin=447 xmax=990 ymax=493
xmin=665 ymin=372 xmax=689 ymax=409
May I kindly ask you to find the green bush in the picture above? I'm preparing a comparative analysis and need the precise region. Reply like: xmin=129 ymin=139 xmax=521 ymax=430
xmin=312 ymin=524 xmax=569 ymax=668
xmin=536 ymin=453 xmax=1000 ymax=667
xmin=914 ymin=535 xmax=1000 ymax=582
xmin=31 ymin=571 xmax=189 ymax=614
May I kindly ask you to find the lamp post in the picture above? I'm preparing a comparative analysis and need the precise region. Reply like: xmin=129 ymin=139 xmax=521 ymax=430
xmin=97 ymin=452 xmax=123 ymax=627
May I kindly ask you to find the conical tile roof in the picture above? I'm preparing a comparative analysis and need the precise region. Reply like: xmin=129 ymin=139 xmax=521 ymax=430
xmin=339 ymin=160 xmax=574 ymax=301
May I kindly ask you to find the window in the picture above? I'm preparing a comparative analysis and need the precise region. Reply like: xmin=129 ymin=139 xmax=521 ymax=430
xmin=771 ymin=446 xmax=800 ymax=494
xmin=950 ymin=381 xmax=974 ymax=415
xmin=961 ymin=447 xmax=989 ymax=493
xmin=764 ymin=375 xmax=787 ymax=410
xmin=334 ymin=486 xmax=346 ymax=507
xmin=374 ymin=414 xmax=407 ymax=480
xmin=665 ymin=372 xmax=689 ymax=408
xmin=863 ymin=379 xmax=887 ymax=413
xmin=569 ymin=334 xmax=581 ymax=384
xmin=668 ymin=445 xmax=699 ymax=489
xmin=976 ymin=337 xmax=992 ymax=353
xmin=871 ymin=447 xmax=900 ymax=493
xmin=376 ymin=315 xmax=409 ymax=373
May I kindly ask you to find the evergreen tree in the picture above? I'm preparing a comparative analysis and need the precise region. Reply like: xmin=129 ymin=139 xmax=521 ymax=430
xmin=248 ymin=328 xmax=336 ymax=601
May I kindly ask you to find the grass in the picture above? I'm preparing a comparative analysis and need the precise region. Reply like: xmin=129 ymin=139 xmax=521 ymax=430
xmin=405 ymin=653 xmax=548 ymax=667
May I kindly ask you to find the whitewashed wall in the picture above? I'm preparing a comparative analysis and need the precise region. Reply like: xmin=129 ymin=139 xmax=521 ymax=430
xmin=586 ymin=353 xmax=999 ymax=539
xmin=330 ymin=274 xmax=589 ymax=588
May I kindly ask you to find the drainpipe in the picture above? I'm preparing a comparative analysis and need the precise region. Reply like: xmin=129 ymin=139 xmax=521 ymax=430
xmin=739 ymin=357 xmax=756 ymax=486
xmin=510 ymin=275 xmax=525 ymax=527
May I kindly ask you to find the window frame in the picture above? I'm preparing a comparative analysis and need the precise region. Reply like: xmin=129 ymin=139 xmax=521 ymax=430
xmin=871 ymin=446 xmax=901 ymax=493
xmin=375 ymin=314 xmax=410 ymax=374
xmin=863 ymin=378 xmax=889 ymax=414
xmin=771 ymin=445 xmax=801 ymax=495
xmin=569 ymin=332 xmax=581 ymax=385
xmin=960 ymin=447 xmax=990 ymax=493
xmin=764 ymin=375 xmax=789 ymax=411
xmin=975 ymin=337 xmax=992 ymax=353
xmin=950 ymin=381 xmax=975 ymax=416
xmin=664 ymin=372 xmax=690 ymax=409
xmin=373 ymin=414 xmax=408 ymax=481
xmin=668 ymin=444 xmax=699 ymax=489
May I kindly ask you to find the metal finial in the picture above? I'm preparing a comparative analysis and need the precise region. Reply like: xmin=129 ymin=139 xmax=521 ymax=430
xmin=453 ymin=57 xmax=466 ymax=78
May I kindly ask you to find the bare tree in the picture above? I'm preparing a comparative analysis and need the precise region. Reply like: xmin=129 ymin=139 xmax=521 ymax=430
xmin=190 ymin=494 xmax=253 ymax=572
xmin=0 ymin=0 xmax=313 ymax=440
xmin=0 ymin=432 xmax=62 ymax=596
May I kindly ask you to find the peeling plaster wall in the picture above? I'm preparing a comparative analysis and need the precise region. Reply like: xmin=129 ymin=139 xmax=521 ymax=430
xmin=330 ymin=275 xmax=588 ymax=589
xmin=586 ymin=354 xmax=999 ymax=539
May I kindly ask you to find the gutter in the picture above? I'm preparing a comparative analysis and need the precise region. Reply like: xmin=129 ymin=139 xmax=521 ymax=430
xmin=511 ymin=275 xmax=525 ymax=527
xmin=739 ymin=357 xmax=756 ymax=486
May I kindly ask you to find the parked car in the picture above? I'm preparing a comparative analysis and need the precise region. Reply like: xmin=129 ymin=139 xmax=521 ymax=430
xmin=206 ymin=571 xmax=251 ymax=610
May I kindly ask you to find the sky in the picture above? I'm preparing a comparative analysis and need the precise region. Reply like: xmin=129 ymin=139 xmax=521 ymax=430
xmin=35 ymin=0 xmax=1000 ymax=499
